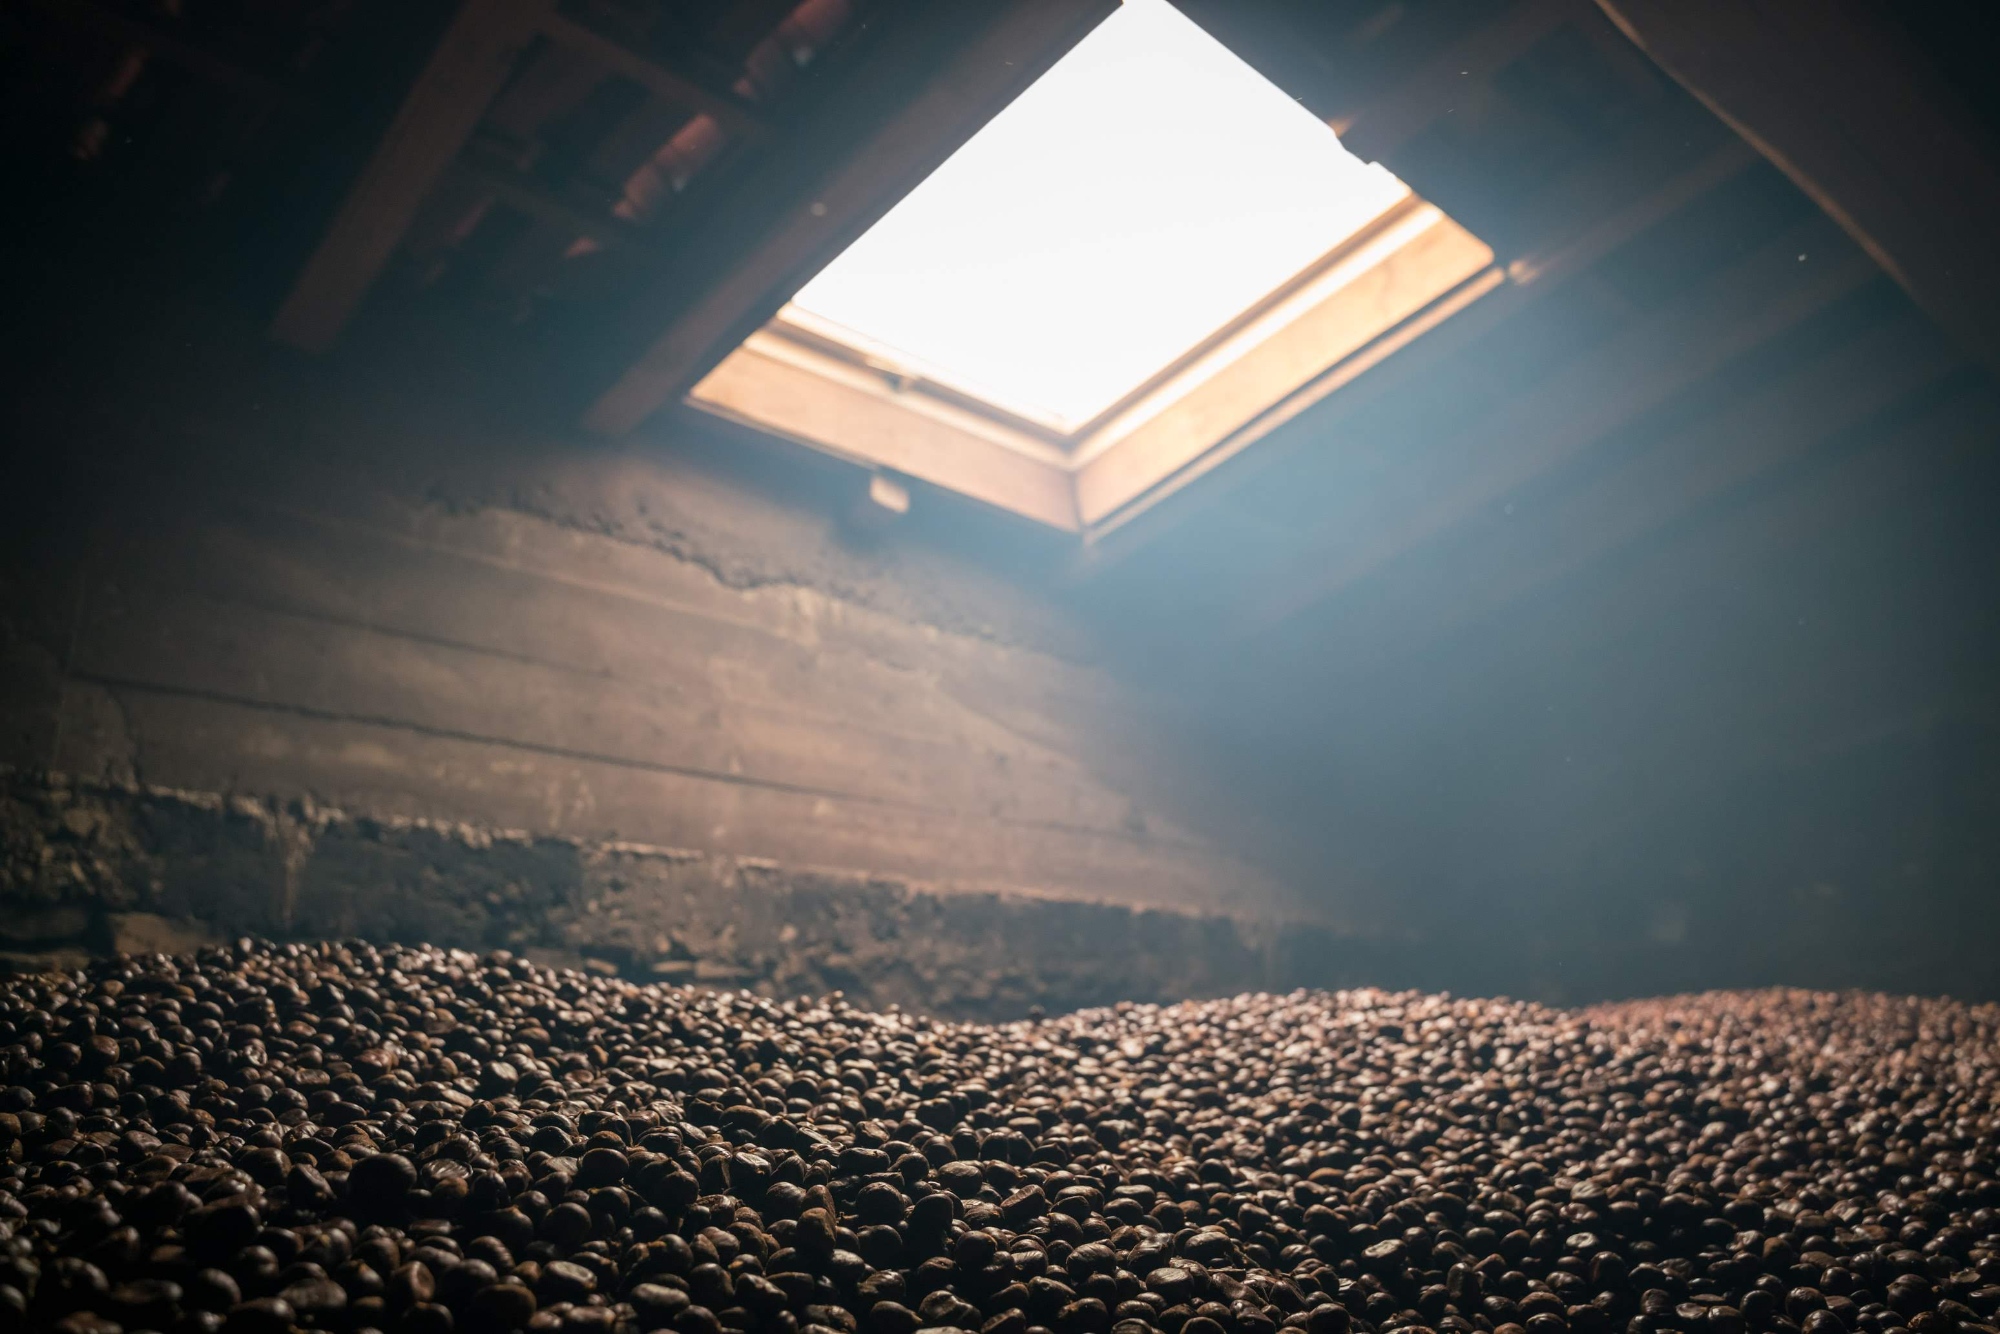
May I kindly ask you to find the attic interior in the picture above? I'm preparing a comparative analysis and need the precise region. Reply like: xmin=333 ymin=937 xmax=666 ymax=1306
xmin=8 ymin=0 xmax=1999 ymax=1006
xmin=5 ymin=0 xmax=2000 ymax=1000
xmin=7 ymin=1 xmax=2000 ymax=1331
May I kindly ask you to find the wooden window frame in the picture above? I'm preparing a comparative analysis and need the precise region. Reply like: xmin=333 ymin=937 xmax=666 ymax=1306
xmin=688 ymin=188 xmax=1499 ymax=534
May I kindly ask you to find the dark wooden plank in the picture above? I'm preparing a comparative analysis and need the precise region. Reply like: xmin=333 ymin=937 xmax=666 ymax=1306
xmin=66 ymin=499 xmax=1202 ymax=842
xmin=67 ymin=580 xmax=1159 ymax=836
xmin=448 ymin=156 xmax=637 ymax=253
xmin=538 ymin=10 xmax=767 ymax=141
xmin=198 ymin=484 xmax=1131 ymax=755
xmin=582 ymin=0 xmax=1119 ymax=436
xmin=93 ymin=686 xmax=1273 ymax=913
xmin=1595 ymin=0 xmax=2000 ymax=376
xmin=169 ymin=496 xmax=1128 ymax=756
xmin=269 ymin=0 xmax=552 ymax=352
xmin=1233 ymin=214 xmax=1878 ymax=636
xmin=1498 ymin=382 xmax=1999 ymax=841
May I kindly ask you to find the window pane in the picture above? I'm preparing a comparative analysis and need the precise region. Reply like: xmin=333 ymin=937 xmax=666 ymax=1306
xmin=789 ymin=0 xmax=1409 ymax=431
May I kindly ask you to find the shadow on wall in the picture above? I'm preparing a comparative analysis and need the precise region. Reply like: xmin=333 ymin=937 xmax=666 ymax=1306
xmin=1517 ymin=723 xmax=2000 ymax=1003
xmin=1177 ymin=625 xmax=2000 ymax=1008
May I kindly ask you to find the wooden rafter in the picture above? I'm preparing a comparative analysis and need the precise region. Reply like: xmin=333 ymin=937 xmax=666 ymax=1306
xmin=270 ymin=0 xmax=553 ymax=352
xmin=1594 ymin=0 xmax=2000 ymax=377
xmin=270 ymin=0 xmax=784 ymax=354
xmin=448 ymin=157 xmax=638 ymax=254
xmin=538 ymin=10 xmax=768 ymax=142
xmin=582 ymin=0 xmax=1121 ymax=438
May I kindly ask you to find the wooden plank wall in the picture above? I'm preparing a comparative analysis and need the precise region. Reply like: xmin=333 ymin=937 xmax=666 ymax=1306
xmin=29 ymin=437 xmax=1287 ymax=919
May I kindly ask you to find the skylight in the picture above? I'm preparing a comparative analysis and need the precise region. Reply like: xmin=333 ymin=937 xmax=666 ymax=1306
xmin=689 ymin=0 xmax=1498 ymax=532
xmin=787 ymin=0 xmax=1411 ymax=432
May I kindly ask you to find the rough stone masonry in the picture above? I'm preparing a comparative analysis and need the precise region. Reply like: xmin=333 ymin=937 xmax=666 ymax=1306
xmin=0 ymin=770 xmax=1361 ymax=1020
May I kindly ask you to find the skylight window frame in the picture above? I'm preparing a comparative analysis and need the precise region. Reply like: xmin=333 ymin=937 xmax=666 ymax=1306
xmin=653 ymin=0 xmax=1505 ymax=534
xmin=688 ymin=189 xmax=1499 ymax=533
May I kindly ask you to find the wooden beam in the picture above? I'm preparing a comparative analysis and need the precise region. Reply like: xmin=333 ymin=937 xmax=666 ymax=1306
xmin=1334 ymin=0 xmax=1579 ymax=165
xmin=269 ymin=0 xmax=551 ymax=353
xmin=537 ymin=10 xmax=768 ymax=142
xmin=582 ymin=0 xmax=1119 ymax=438
xmin=1233 ymin=214 xmax=1879 ymax=637
xmin=449 ymin=156 xmax=637 ymax=253
xmin=1593 ymin=0 xmax=2000 ymax=377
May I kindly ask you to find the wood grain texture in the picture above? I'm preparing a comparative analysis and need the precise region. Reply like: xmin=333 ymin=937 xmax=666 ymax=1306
xmin=270 ymin=0 xmax=551 ymax=352
xmin=51 ymin=481 xmax=1289 ymax=916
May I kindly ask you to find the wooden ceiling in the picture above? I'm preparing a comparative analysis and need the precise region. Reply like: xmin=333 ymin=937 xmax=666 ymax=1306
xmin=3 ymin=0 xmax=1086 ymax=349
xmin=9 ymin=0 xmax=1997 ymax=662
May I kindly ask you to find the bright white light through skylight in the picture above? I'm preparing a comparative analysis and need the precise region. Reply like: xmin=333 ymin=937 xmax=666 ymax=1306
xmin=787 ymin=0 xmax=1410 ymax=431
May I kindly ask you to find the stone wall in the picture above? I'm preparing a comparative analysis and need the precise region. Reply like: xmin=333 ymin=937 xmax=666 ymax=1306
xmin=0 ymin=768 xmax=1366 ymax=1018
